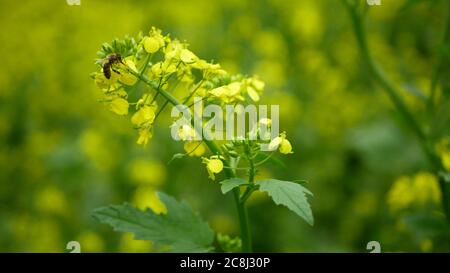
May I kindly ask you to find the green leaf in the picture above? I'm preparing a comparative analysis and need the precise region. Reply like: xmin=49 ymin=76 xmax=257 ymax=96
xmin=220 ymin=178 xmax=248 ymax=194
xmin=258 ymin=179 xmax=314 ymax=225
xmin=92 ymin=192 xmax=215 ymax=252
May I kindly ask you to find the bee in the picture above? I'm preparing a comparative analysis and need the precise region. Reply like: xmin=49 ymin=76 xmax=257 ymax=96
xmin=102 ymin=53 xmax=124 ymax=79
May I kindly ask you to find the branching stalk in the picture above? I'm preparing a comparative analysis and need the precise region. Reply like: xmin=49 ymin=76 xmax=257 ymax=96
xmin=130 ymin=70 xmax=253 ymax=252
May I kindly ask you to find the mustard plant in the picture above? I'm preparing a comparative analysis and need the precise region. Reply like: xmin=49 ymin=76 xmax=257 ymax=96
xmin=342 ymin=0 xmax=450 ymax=220
xmin=90 ymin=27 xmax=313 ymax=252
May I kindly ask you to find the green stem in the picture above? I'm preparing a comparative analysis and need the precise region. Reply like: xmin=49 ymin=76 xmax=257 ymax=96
xmin=343 ymin=1 xmax=450 ymax=220
xmin=248 ymin=157 xmax=255 ymax=184
xmin=233 ymin=188 xmax=252 ymax=252
xmin=240 ymin=185 xmax=256 ymax=204
xmin=139 ymin=53 xmax=153 ymax=77
xmin=131 ymin=70 xmax=253 ymax=252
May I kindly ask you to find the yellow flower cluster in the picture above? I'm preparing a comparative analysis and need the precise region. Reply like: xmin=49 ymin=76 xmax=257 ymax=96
xmin=93 ymin=56 xmax=139 ymax=119
xmin=131 ymin=102 xmax=157 ymax=146
xmin=387 ymin=172 xmax=441 ymax=212
xmin=208 ymin=77 xmax=265 ymax=104
xmin=92 ymin=27 xmax=294 ymax=181
xmin=93 ymin=28 xmax=272 ymax=147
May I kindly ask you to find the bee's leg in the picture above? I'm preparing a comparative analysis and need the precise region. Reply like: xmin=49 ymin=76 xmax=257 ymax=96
xmin=112 ymin=67 xmax=121 ymax=75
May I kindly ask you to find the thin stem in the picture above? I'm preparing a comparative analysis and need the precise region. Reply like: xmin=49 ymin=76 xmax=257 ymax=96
xmin=150 ymin=62 xmax=181 ymax=104
xmin=182 ymin=79 xmax=205 ymax=104
xmin=187 ymin=96 xmax=206 ymax=108
xmin=130 ymin=70 xmax=253 ymax=252
xmin=139 ymin=53 xmax=153 ymax=77
xmin=184 ymin=140 xmax=205 ymax=156
xmin=154 ymin=79 xmax=182 ymax=121
xmin=254 ymin=152 xmax=274 ymax=167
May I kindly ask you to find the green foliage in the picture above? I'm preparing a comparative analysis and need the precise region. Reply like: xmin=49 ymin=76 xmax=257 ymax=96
xmin=92 ymin=192 xmax=215 ymax=252
xmin=220 ymin=178 xmax=248 ymax=194
xmin=217 ymin=233 xmax=242 ymax=253
xmin=258 ymin=179 xmax=314 ymax=226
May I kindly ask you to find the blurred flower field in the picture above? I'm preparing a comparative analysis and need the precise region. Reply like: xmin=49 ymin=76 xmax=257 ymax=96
xmin=0 ymin=0 xmax=449 ymax=252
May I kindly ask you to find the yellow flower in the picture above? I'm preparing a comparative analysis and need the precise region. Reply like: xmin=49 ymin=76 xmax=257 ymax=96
xmin=245 ymin=77 xmax=265 ymax=102
xmin=250 ymin=77 xmax=265 ymax=91
xmin=443 ymin=153 xmax=450 ymax=171
xmin=164 ymin=40 xmax=184 ymax=61
xmin=279 ymin=138 xmax=293 ymax=154
xmin=180 ymin=49 xmax=198 ymax=63
xmin=143 ymin=27 xmax=165 ymax=54
xmin=109 ymin=98 xmax=129 ymax=115
xmin=119 ymin=73 xmax=137 ymax=86
xmin=118 ymin=59 xmax=138 ymax=86
xmin=176 ymin=124 xmax=196 ymax=141
xmin=246 ymin=86 xmax=260 ymax=102
xmin=131 ymin=105 xmax=156 ymax=126
xmin=268 ymin=132 xmax=293 ymax=154
xmin=95 ymin=72 xmax=118 ymax=89
xmin=136 ymin=128 xmax=152 ymax=146
xmin=412 ymin=172 xmax=441 ymax=204
xmin=125 ymin=58 xmax=138 ymax=72
xmin=387 ymin=172 xmax=441 ymax=212
xmin=202 ymin=155 xmax=224 ymax=180
xmin=191 ymin=59 xmax=221 ymax=71
xmin=387 ymin=176 xmax=414 ymax=212
xmin=150 ymin=60 xmax=177 ymax=79
xmin=144 ymin=36 xmax=161 ymax=53
xmin=184 ymin=141 xmax=206 ymax=157
xmin=209 ymin=82 xmax=244 ymax=103
xmin=435 ymin=138 xmax=450 ymax=171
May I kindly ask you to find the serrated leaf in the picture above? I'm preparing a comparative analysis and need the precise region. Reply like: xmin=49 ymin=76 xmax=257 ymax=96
xmin=92 ymin=192 xmax=214 ymax=252
xmin=220 ymin=178 xmax=248 ymax=194
xmin=258 ymin=179 xmax=314 ymax=225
